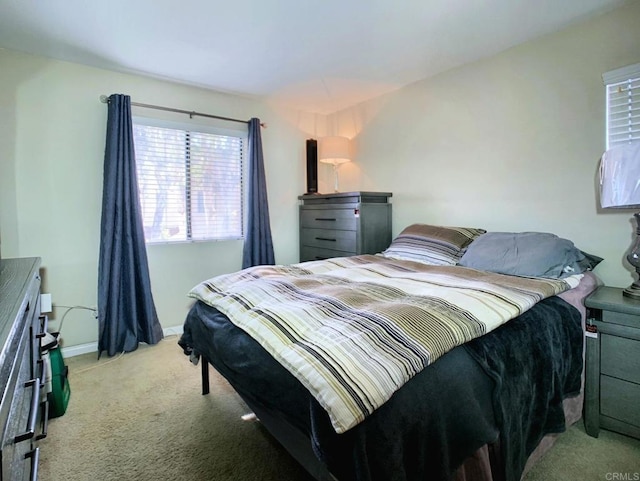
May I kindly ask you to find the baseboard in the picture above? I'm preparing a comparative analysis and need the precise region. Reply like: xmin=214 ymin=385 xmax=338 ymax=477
xmin=61 ymin=342 xmax=97 ymax=358
xmin=162 ymin=325 xmax=184 ymax=337
xmin=60 ymin=325 xmax=184 ymax=358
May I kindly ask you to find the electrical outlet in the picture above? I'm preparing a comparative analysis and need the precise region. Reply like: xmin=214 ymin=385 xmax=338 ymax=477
xmin=41 ymin=293 xmax=53 ymax=313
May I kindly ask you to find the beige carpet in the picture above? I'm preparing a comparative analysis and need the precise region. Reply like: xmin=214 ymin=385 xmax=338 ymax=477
xmin=39 ymin=336 xmax=314 ymax=481
xmin=524 ymin=419 xmax=640 ymax=480
xmin=39 ymin=336 xmax=640 ymax=480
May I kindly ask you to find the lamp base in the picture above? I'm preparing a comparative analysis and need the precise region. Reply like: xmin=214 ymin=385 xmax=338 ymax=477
xmin=623 ymin=282 xmax=640 ymax=300
xmin=625 ymin=212 xmax=640 ymax=301
xmin=332 ymin=164 xmax=340 ymax=193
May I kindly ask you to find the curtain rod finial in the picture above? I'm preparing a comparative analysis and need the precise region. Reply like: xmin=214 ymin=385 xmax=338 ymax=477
xmin=99 ymin=94 xmax=109 ymax=103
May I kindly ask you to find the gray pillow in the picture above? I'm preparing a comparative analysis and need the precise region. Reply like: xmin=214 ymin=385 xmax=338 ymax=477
xmin=458 ymin=232 xmax=588 ymax=279
xmin=577 ymin=250 xmax=603 ymax=272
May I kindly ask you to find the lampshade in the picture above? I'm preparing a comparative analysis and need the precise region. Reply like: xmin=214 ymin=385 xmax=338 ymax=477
xmin=318 ymin=136 xmax=351 ymax=165
xmin=599 ymin=142 xmax=640 ymax=208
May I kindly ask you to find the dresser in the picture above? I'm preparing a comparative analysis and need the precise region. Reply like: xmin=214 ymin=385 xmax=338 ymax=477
xmin=298 ymin=192 xmax=392 ymax=262
xmin=584 ymin=286 xmax=640 ymax=440
xmin=0 ymin=257 xmax=47 ymax=480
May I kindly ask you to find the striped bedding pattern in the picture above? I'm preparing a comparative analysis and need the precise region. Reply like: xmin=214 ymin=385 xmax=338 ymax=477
xmin=189 ymin=255 xmax=581 ymax=433
xmin=382 ymin=224 xmax=486 ymax=266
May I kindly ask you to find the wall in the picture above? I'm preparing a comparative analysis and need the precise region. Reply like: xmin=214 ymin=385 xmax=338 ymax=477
xmin=0 ymin=49 xmax=324 ymax=348
xmin=2 ymin=1 xmax=639 ymax=349
xmin=327 ymin=1 xmax=640 ymax=289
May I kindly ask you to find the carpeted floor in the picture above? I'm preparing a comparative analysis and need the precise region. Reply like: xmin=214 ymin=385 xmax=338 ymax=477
xmin=39 ymin=336 xmax=640 ymax=481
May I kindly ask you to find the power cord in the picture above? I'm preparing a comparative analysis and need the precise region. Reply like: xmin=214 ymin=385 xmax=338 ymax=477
xmin=52 ymin=305 xmax=98 ymax=334
xmin=74 ymin=351 xmax=126 ymax=374
xmin=47 ymin=305 xmax=128 ymax=374
xmin=48 ymin=306 xmax=175 ymax=374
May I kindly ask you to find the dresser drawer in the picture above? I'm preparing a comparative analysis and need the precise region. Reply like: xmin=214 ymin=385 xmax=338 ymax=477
xmin=301 ymin=246 xmax=354 ymax=262
xmin=602 ymin=309 xmax=640 ymax=329
xmin=601 ymin=334 xmax=640 ymax=384
xmin=300 ymin=208 xmax=357 ymax=231
xmin=1 ymin=328 xmax=40 ymax=481
xmin=301 ymin=228 xmax=356 ymax=252
xmin=601 ymin=375 xmax=640 ymax=428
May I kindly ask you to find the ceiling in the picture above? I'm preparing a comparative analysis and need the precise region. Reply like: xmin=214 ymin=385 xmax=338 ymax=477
xmin=0 ymin=0 xmax=627 ymax=114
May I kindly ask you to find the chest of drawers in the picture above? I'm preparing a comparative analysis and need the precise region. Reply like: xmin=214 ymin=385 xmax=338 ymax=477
xmin=298 ymin=192 xmax=392 ymax=262
xmin=584 ymin=286 xmax=640 ymax=440
xmin=0 ymin=257 xmax=47 ymax=480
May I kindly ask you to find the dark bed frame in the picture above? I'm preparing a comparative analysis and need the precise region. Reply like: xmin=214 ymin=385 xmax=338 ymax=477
xmin=200 ymin=356 xmax=338 ymax=481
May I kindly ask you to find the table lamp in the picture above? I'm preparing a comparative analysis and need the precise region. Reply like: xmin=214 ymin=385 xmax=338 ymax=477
xmin=318 ymin=136 xmax=351 ymax=193
xmin=600 ymin=141 xmax=640 ymax=298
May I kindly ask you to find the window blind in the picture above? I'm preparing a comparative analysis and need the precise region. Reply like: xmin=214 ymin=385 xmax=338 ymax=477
xmin=133 ymin=123 xmax=244 ymax=243
xmin=604 ymin=62 xmax=640 ymax=148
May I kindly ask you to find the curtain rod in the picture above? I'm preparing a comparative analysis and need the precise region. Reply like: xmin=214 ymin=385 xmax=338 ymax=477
xmin=99 ymin=95 xmax=265 ymax=127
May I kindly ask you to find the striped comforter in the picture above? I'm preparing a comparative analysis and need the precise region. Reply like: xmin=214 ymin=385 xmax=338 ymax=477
xmin=189 ymin=255 xmax=581 ymax=434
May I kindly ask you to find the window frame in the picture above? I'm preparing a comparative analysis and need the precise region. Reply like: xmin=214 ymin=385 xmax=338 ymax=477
xmin=132 ymin=115 xmax=247 ymax=245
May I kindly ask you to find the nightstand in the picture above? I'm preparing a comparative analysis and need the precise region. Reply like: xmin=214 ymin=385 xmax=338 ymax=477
xmin=584 ymin=286 xmax=640 ymax=440
xmin=298 ymin=191 xmax=392 ymax=262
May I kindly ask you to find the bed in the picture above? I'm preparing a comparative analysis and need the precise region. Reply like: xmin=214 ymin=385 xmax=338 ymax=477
xmin=178 ymin=224 xmax=601 ymax=481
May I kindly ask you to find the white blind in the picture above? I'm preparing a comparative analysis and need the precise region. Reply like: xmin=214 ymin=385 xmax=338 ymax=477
xmin=604 ymin=63 xmax=640 ymax=148
xmin=133 ymin=123 xmax=244 ymax=243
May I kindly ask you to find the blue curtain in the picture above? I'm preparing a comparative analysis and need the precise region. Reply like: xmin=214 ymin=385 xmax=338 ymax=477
xmin=242 ymin=118 xmax=275 ymax=268
xmin=98 ymin=94 xmax=163 ymax=358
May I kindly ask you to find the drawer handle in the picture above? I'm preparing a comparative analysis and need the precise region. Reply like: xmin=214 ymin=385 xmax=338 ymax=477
xmin=36 ymin=399 xmax=49 ymax=441
xmin=37 ymin=359 xmax=46 ymax=389
xmin=25 ymin=447 xmax=40 ymax=481
xmin=315 ymin=237 xmax=337 ymax=242
xmin=15 ymin=378 xmax=41 ymax=443
xmin=315 ymin=217 xmax=336 ymax=222
xmin=37 ymin=315 xmax=48 ymax=338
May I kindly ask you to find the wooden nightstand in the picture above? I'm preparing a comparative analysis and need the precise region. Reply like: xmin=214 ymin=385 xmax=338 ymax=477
xmin=584 ymin=286 xmax=640 ymax=440
xmin=298 ymin=192 xmax=392 ymax=262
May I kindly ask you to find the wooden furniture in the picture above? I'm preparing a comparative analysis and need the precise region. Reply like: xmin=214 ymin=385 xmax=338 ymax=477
xmin=0 ymin=257 xmax=47 ymax=480
xmin=298 ymin=191 xmax=392 ymax=262
xmin=584 ymin=286 xmax=640 ymax=440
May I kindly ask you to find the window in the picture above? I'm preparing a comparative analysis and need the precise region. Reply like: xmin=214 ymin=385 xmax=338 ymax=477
xmin=604 ymin=63 xmax=640 ymax=149
xmin=133 ymin=118 xmax=245 ymax=244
